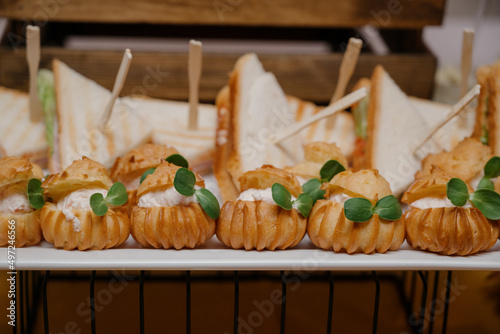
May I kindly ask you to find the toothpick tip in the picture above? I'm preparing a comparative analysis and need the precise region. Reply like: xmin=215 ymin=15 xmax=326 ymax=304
xmin=190 ymin=39 xmax=202 ymax=46
xmin=463 ymin=28 xmax=474 ymax=34
xmin=349 ymin=37 xmax=363 ymax=47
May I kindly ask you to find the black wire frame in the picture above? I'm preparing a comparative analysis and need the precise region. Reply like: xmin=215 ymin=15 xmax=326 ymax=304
xmin=10 ymin=270 xmax=456 ymax=334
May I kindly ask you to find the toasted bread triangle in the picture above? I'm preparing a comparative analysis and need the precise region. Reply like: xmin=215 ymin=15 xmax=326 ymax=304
xmin=51 ymin=59 xmax=151 ymax=172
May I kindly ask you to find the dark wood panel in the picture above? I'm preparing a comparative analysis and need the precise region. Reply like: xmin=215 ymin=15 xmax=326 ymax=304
xmin=0 ymin=0 xmax=445 ymax=28
xmin=0 ymin=48 xmax=436 ymax=103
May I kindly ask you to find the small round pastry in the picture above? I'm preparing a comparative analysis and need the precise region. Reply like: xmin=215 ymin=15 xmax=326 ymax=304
xmin=217 ymin=165 xmax=307 ymax=251
xmin=0 ymin=157 xmax=44 ymax=247
xmin=286 ymin=142 xmax=348 ymax=182
xmin=130 ymin=161 xmax=215 ymax=249
xmin=40 ymin=157 xmax=130 ymax=250
xmin=415 ymin=138 xmax=492 ymax=188
xmin=110 ymin=144 xmax=179 ymax=213
xmin=402 ymin=166 xmax=499 ymax=255
xmin=308 ymin=169 xmax=405 ymax=254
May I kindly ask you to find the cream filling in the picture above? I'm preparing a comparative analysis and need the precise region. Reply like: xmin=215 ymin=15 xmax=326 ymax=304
xmin=237 ymin=188 xmax=297 ymax=207
xmin=0 ymin=192 xmax=32 ymax=214
xmin=57 ymin=187 xmax=108 ymax=232
xmin=328 ymin=193 xmax=351 ymax=204
xmin=138 ymin=186 xmax=200 ymax=208
xmin=410 ymin=196 xmax=473 ymax=210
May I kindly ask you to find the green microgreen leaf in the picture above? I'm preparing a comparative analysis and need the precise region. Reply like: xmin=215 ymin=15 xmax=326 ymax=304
xmin=90 ymin=193 xmax=108 ymax=216
xmin=166 ymin=154 xmax=189 ymax=168
xmin=373 ymin=195 xmax=402 ymax=221
xmin=319 ymin=160 xmax=346 ymax=183
xmin=174 ymin=167 xmax=196 ymax=196
xmin=140 ymin=168 xmax=156 ymax=184
xmin=271 ymin=183 xmax=293 ymax=210
xmin=27 ymin=178 xmax=45 ymax=210
xmin=470 ymin=189 xmax=500 ymax=220
xmin=104 ymin=182 xmax=128 ymax=206
xmin=294 ymin=193 xmax=313 ymax=218
xmin=446 ymin=178 xmax=470 ymax=207
xmin=302 ymin=179 xmax=326 ymax=205
xmin=478 ymin=177 xmax=495 ymax=190
xmin=484 ymin=156 xmax=500 ymax=179
xmin=343 ymin=198 xmax=373 ymax=223
xmin=195 ymin=188 xmax=220 ymax=219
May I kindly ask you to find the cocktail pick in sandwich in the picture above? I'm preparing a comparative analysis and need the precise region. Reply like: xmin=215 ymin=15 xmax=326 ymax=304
xmin=326 ymin=37 xmax=362 ymax=128
xmin=188 ymin=40 xmax=203 ymax=130
xmin=413 ymin=84 xmax=481 ymax=154
xmin=26 ymin=25 xmax=43 ymax=122
xmin=271 ymin=87 xmax=367 ymax=144
xmin=101 ymin=48 xmax=133 ymax=129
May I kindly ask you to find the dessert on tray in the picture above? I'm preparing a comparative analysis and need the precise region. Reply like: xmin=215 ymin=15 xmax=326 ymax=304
xmin=40 ymin=157 xmax=130 ymax=250
xmin=402 ymin=166 xmax=499 ymax=255
xmin=130 ymin=160 xmax=218 ymax=249
xmin=0 ymin=157 xmax=45 ymax=247
xmin=217 ymin=165 xmax=311 ymax=250
xmin=308 ymin=169 xmax=405 ymax=254
xmin=110 ymin=144 xmax=179 ymax=213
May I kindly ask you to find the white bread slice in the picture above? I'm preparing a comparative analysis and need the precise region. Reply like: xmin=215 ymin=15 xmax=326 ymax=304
xmin=0 ymin=86 xmax=47 ymax=165
xmin=410 ymin=96 xmax=475 ymax=152
xmin=365 ymin=65 xmax=432 ymax=196
xmin=52 ymin=59 xmax=152 ymax=172
xmin=121 ymin=95 xmax=217 ymax=173
xmin=227 ymin=54 xmax=303 ymax=183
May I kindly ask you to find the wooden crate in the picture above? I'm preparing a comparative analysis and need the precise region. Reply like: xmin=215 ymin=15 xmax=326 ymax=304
xmin=0 ymin=0 xmax=445 ymax=103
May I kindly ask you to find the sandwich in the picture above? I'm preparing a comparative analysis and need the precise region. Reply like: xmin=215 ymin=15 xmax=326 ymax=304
xmin=0 ymin=157 xmax=45 ymax=247
xmin=40 ymin=157 xmax=130 ymax=250
xmin=350 ymin=65 xmax=475 ymax=196
xmin=474 ymin=60 xmax=500 ymax=155
xmin=122 ymin=95 xmax=218 ymax=174
xmin=45 ymin=59 xmax=152 ymax=173
xmin=0 ymin=86 xmax=48 ymax=167
xmin=214 ymin=53 xmax=355 ymax=201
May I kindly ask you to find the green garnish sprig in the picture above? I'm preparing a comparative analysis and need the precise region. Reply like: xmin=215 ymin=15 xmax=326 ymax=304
xmin=478 ymin=156 xmax=500 ymax=190
xmin=140 ymin=154 xmax=189 ymax=184
xmin=27 ymin=179 xmax=45 ymax=209
xmin=344 ymin=195 xmax=402 ymax=223
xmin=90 ymin=182 xmax=128 ymax=216
xmin=174 ymin=168 xmax=220 ymax=219
xmin=301 ymin=160 xmax=346 ymax=205
xmin=271 ymin=183 xmax=313 ymax=218
xmin=447 ymin=178 xmax=500 ymax=220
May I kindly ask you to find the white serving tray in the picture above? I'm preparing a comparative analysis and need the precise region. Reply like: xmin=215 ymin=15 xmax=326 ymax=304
xmin=2 ymin=236 xmax=500 ymax=271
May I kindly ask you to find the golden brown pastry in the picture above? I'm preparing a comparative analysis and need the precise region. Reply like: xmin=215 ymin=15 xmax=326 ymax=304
xmin=415 ymin=138 xmax=492 ymax=187
xmin=286 ymin=142 xmax=348 ymax=181
xmin=217 ymin=165 xmax=307 ymax=250
xmin=402 ymin=166 xmax=498 ymax=255
xmin=0 ymin=157 xmax=44 ymax=247
xmin=110 ymin=144 xmax=179 ymax=213
xmin=130 ymin=161 xmax=215 ymax=249
xmin=40 ymin=157 xmax=130 ymax=250
xmin=308 ymin=169 xmax=405 ymax=254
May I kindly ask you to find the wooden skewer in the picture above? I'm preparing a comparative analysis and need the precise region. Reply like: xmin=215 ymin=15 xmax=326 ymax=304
xmin=26 ymin=25 xmax=42 ymax=122
xmin=330 ymin=38 xmax=363 ymax=105
xmin=188 ymin=40 xmax=202 ymax=130
xmin=413 ymin=84 xmax=480 ymax=154
xmin=102 ymin=49 xmax=132 ymax=128
xmin=460 ymin=28 xmax=474 ymax=98
xmin=272 ymin=87 xmax=367 ymax=145
xmin=458 ymin=28 xmax=474 ymax=129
